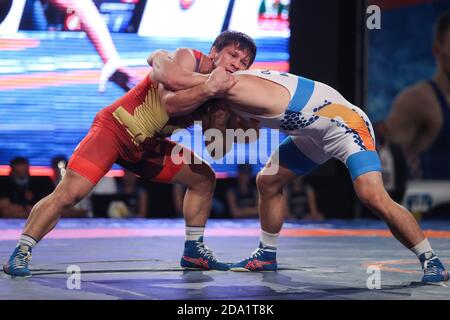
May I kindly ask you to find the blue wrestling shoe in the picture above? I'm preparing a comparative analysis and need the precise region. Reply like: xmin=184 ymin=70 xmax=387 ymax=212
xmin=419 ymin=252 xmax=449 ymax=283
xmin=3 ymin=245 xmax=32 ymax=278
xmin=180 ymin=237 xmax=229 ymax=271
xmin=230 ymin=242 xmax=277 ymax=272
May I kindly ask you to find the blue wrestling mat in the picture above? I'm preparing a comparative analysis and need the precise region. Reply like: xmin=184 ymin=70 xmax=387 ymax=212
xmin=1 ymin=218 xmax=449 ymax=300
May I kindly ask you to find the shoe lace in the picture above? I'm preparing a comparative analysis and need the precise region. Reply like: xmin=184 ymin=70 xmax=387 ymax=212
xmin=423 ymin=257 xmax=442 ymax=276
xmin=14 ymin=249 xmax=31 ymax=269
xmin=250 ymin=247 xmax=265 ymax=259
xmin=196 ymin=242 xmax=217 ymax=262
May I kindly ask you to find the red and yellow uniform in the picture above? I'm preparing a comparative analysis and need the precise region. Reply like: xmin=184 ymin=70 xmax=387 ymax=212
xmin=68 ymin=50 xmax=206 ymax=185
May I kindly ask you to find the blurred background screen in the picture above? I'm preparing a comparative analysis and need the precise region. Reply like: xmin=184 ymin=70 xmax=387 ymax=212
xmin=0 ymin=0 xmax=291 ymax=177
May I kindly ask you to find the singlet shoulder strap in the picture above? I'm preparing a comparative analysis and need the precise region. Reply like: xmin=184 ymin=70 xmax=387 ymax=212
xmin=191 ymin=49 xmax=204 ymax=73
xmin=428 ymin=80 xmax=450 ymax=115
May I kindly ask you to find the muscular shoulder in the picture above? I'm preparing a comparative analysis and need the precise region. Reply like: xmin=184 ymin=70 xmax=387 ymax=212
xmin=388 ymin=81 xmax=442 ymax=134
xmin=393 ymin=82 xmax=438 ymax=114
xmin=172 ymin=47 xmax=196 ymax=59
xmin=171 ymin=48 xmax=211 ymax=74
xmin=170 ymin=47 xmax=198 ymax=71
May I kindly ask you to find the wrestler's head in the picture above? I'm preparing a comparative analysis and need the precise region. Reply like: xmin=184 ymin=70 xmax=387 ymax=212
xmin=208 ymin=30 xmax=257 ymax=73
xmin=179 ymin=32 xmax=256 ymax=129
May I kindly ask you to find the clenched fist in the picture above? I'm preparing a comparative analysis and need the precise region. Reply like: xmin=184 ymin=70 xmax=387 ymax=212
xmin=204 ymin=66 xmax=237 ymax=97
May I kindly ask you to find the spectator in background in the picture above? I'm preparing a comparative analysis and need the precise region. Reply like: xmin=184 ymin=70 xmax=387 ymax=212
xmin=374 ymin=122 xmax=408 ymax=204
xmin=173 ymin=184 xmax=186 ymax=218
xmin=286 ymin=176 xmax=324 ymax=221
xmin=50 ymin=155 xmax=89 ymax=218
xmin=357 ymin=122 xmax=408 ymax=219
xmin=173 ymin=184 xmax=227 ymax=218
xmin=76 ymin=174 xmax=117 ymax=218
xmin=51 ymin=155 xmax=67 ymax=187
xmin=115 ymin=169 xmax=148 ymax=218
xmin=386 ymin=9 xmax=450 ymax=180
xmin=226 ymin=164 xmax=259 ymax=218
xmin=0 ymin=157 xmax=52 ymax=218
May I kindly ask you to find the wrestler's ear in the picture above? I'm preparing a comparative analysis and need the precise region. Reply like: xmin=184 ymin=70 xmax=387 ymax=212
xmin=210 ymin=46 xmax=219 ymax=60
xmin=198 ymin=55 xmax=214 ymax=74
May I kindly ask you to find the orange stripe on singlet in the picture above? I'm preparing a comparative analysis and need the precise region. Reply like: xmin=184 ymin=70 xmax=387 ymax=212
xmin=315 ymin=104 xmax=376 ymax=151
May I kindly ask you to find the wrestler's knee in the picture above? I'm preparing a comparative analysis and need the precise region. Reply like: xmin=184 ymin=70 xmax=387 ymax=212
xmin=256 ymin=172 xmax=283 ymax=196
xmin=188 ymin=163 xmax=216 ymax=193
xmin=53 ymin=175 xmax=92 ymax=209
xmin=355 ymin=179 xmax=391 ymax=217
xmin=359 ymin=188 xmax=385 ymax=210
xmin=51 ymin=187 xmax=84 ymax=209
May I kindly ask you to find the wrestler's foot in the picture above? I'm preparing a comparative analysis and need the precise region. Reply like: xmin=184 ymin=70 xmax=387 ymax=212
xmin=108 ymin=68 xmax=139 ymax=92
xmin=3 ymin=245 xmax=32 ymax=278
xmin=180 ymin=236 xmax=229 ymax=271
xmin=98 ymin=58 xmax=121 ymax=93
xmin=420 ymin=252 xmax=449 ymax=283
xmin=230 ymin=242 xmax=277 ymax=272
xmin=98 ymin=59 xmax=138 ymax=93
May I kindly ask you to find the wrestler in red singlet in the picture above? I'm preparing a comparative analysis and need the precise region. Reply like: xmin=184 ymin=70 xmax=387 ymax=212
xmin=68 ymin=50 xmax=206 ymax=184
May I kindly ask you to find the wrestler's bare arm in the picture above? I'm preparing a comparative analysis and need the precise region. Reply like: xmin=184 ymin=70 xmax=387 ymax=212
xmin=225 ymin=74 xmax=290 ymax=116
xmin=150 ymin=50 xmax=259 ymax=131
xmin=149 ymin=47 xmax=237 ymax=116
xmin=158 ymin=82 xmax=214 ymax=117
xmin=148 ymin=48 xmax=209 ymax=91
xmin=159 ymin=67 xmax=237 ymax=116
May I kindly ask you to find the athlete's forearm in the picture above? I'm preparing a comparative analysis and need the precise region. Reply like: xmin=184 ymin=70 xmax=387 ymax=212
xmin=385 ymin=114 xmax=413 ymax=146
xmin=240 ymin=207 xmax=259 ymax=217
xmin=161 ymin=67 xmax=236 ymax=116
xmin=161 ymin=83 xmax=214 ymax=116
xmin=406 ymin=131 xmax=436 ymax=156
xmin=149 ymin=51 xmax=207 ymax=91
xmin=0 ymin=201 xmax=30 ymax=218
xmin=232 ymin=206 xmax=259 ymax=218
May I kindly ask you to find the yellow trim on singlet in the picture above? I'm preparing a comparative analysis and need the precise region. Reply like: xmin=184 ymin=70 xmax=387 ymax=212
xmin=112 ymin=87 xmax=170 ymax=146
